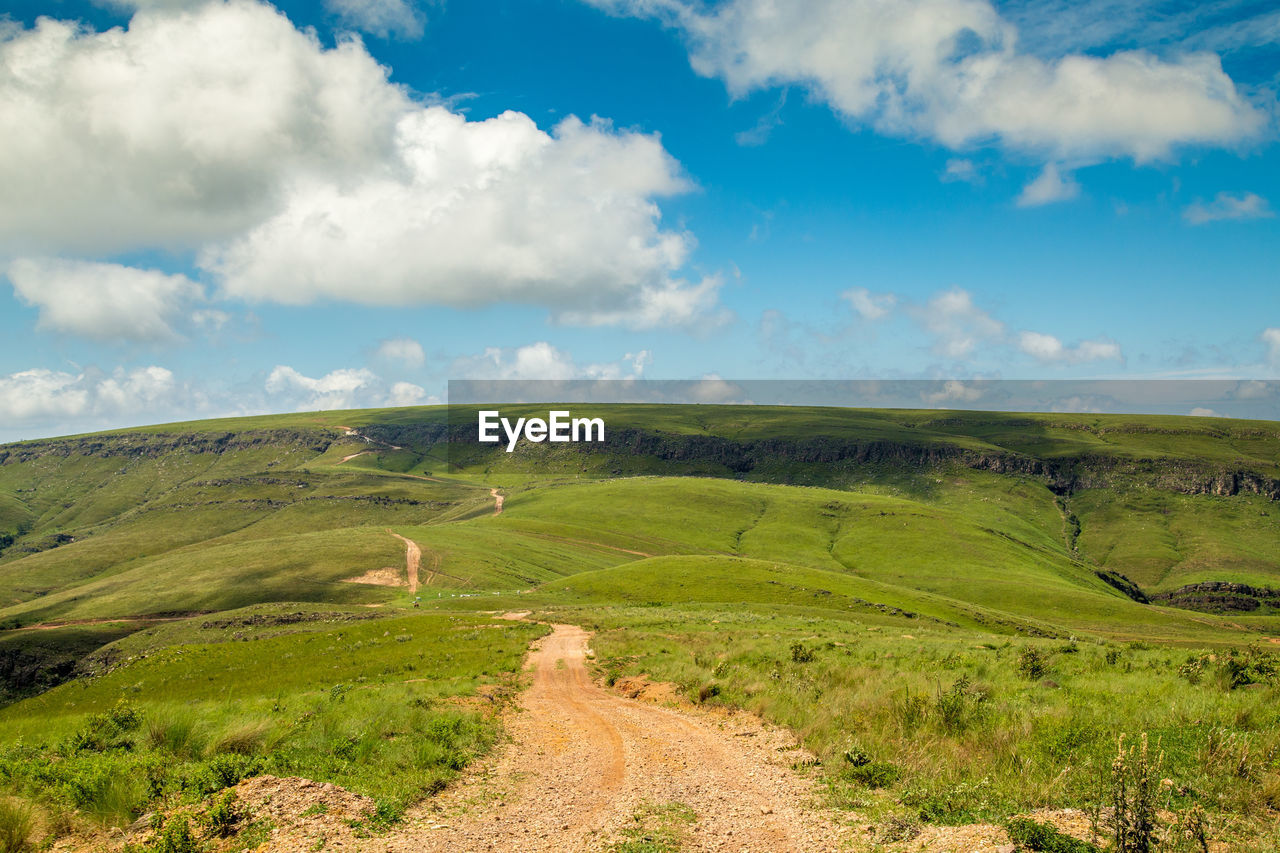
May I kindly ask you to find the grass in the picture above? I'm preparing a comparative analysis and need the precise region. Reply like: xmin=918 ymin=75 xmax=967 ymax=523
xmin=0 ymin=611 xmax=545 ymax=830
xmin=1 ymin=403 xmax=1279 ymax=847
xmin=561 ymin=602 xmax=1280 ymax=847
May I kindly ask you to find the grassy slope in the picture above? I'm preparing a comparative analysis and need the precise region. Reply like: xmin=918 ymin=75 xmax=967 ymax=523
xmin=0 ymin=404 xmax=1278 ymax=845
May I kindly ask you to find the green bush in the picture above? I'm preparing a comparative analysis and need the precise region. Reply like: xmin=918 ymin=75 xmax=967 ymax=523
xmin=789 ymin=643 xmax=815 ymax=664
xmin=201 ymin=791 xmax=239 ymax=838
xmin=841 ymin=760 xmax=900 ymax=788
xmin=1018 ymin=648 xmax=1049 ymax=680
xmin=1005 ymin=817 xmax=1100 ymax=852
xmin=152 ymin=815 xmax=201 ymax=853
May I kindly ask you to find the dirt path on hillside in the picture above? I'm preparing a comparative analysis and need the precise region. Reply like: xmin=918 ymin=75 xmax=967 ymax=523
xmin=338 ymin=451 xmax=372 ymax=464
xmin=386 ymin=530 xmax=420 ymax=594
xmin=491 ymin=488 xmax=504 ymax=514
xmin=377 ymin=623 xmax=849 ymax=852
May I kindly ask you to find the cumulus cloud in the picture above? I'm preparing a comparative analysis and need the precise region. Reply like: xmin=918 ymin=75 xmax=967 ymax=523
xmin=1017 ymin=330 xmax=1122 ymax=364
xmin=1 ymin=2 xmax=719 ymax=329
xmin=0 ymin=2 xmax=407 ymax=254
xmin=326 ymin=0 xmax=425 ymax=39
xmin=451 ymin=342 xmax=652 ymax=380
xmin=375 ymin=338 xmax=425 ymax=368
xmin=1183 ymin=191 xmax=1274 ymax=225
xmin=1189 ymin=407 xmax=1224 ymax=417
xmin=586 ymin=0 xmax=1263 ymax=162
xmin=1017 ymin=164 xmax=1080 ymax=207
xmin=843 ymin=287 xmax=897 ymax=321
xmin=924 ymin=380 xmax=985 ymax=405
xmin=0 ymin=365 xmax=181 ymax=430
xmin=908 ymin=288 xmax=1005 ymax=359
xmin=1264 ymin=328 xmax=1280 ymax=364
xmin=202 ymin=111 xmax=709 ymax=328
xmin=386 ymin=380 xmax=429 ymax=406
xmin=8 ymin=258 xmax=203 ymax=342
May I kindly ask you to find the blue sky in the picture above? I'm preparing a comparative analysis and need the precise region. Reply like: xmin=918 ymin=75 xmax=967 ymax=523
xmin=1 ymin=0 xmax=1278 ymax=439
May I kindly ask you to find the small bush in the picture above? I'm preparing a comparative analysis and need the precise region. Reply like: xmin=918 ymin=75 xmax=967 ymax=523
xmin=789 ymin=643 xmax=815 ymax=664
xmin=696 ymin=683 xmax=720 ymax=703
xmin=201 ymin=791 xmax=239 ymax=838
xmin=152 ymin=815 xmax=201 ymax=853
xmin=1005 ymin=817 xmax=1100 ymax=852
xmin=1018 ymin=648 xmax=1049 ymax=680
xmin=842 ymin=760 xmax=900 ymax=788
xmin=934 ymin=677 xmax=988 ymax=734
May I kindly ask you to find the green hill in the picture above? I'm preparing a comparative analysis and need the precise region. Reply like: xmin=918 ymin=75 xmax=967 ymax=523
xmin=1 ymin=404 xmax=1278 ymax=848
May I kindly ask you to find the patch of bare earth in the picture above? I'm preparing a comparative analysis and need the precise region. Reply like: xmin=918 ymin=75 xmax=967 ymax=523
xmin=369 ymin=623 xmax=853 ymax=852
xmin=341 ymin=567 xmax=406 ymax=587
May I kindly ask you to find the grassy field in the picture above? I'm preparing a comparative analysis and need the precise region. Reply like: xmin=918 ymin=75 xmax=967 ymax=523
xmin=0 ymin=403 xmax=1277 ymax=849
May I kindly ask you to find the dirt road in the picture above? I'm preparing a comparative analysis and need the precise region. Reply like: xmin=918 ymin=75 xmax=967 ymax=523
xmin=491 ymin=488 xmax=504 ymax=514
xmin=382 ymin=623 xmax=848 ymax=852
xmin=386 ymin=530 xmax=420 ymax=594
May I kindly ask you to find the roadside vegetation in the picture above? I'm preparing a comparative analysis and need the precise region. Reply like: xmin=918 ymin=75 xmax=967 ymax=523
xmin=569 ymin=602 xmax=1280 ymax=850
xmin=1 ymin=404 xmax=1278 ymax=848
xmin=0 ymin=609 xmax=543 ymax=849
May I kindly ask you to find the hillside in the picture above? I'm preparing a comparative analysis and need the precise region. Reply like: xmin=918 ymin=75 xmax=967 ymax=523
xmin=0 ymin=404 xmax=1278 ymax=850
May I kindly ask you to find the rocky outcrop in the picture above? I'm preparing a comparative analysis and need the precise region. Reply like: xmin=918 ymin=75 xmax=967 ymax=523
xmin=0 ymin=428 xmax=332 ymax=465
xmin=1151 ymin=582 xmax=1280 ymax=613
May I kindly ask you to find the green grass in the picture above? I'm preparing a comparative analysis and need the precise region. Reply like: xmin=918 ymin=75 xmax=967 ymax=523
xmin=561 ymin=603 xmax=1280 ymax=848
xmin=0 ymin=403 xmax=1278 ymax=847
xmin=0 ymin=610 xmax=545 ymax=828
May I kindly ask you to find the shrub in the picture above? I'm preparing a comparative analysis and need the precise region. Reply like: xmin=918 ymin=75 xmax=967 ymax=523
xmin=696 ymin=683 xmax=720 ymax=703
xmin=1005 ymin=817 xmax=1100 ymax=852
xmin=201 ymin=792 xmax=239 ymax=838
xmin=842 ymin=761 xmax=900 ymax=788
xmin=67 ymin=700 xmax=144 ymax=753
xmin=789 ymin=643 xmax=814 ymax=664
xmin=152 ymin=815 xmax=200 ymax=853
xmin=934 ymin=676 xmax=988 ymax=734
xmin=1018 ymin=648 xmax=1049 ymax=680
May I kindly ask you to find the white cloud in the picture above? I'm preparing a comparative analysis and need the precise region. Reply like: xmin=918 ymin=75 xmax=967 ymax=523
xmin=1017 ymin=163 xmax=1080 ymax=207
xmin=924 ymin=380 xmax=984 ymax=405
xmin=909 ymin=287 xmax=1005 ymax=359
xmin=1189 ymin=407 xmax=1224 ymax=417
xmin=375 ymin=338 xmax=425 ymax=369
xmin=1264 ymin=328 xmax=1280 ymax=364
xmin=1182 ymin=191 xmax=1274 ymax=225
xmin=265 ymin=365 xmax=381 ymax=411
xmin=0 ymin=369 xmax=91 ymax=421
xmin=2 ymin=3 xmax=719 ymax=329
xmin=1017 ymin=330 xmax=1122 ymax=364
xmin=386 ymin=380 xmax=429 ymax=406
xmin=941 ymin=158 xmax=981 ymax=184
xmin=0 ymin=365 xmax=180 ymax=426
xmin=588 ymin=0 xmax=1263 ymax=162
xmin=326 ymin=0 xmax=424 ymax=39
xmin=843 ymin=287 xmax=897 ymax=321
xmin=203 ymin=110 xmax=711 ymax=328
xmin=8 ymin=258 xmax=203 ymax=342
xmin=1049 ymin=394 xmax=1107 ymax=413
xmin=451 ymin=342 xmax=652 ymax=380
xmin=0 ymin=2 xmax=407 ymax=254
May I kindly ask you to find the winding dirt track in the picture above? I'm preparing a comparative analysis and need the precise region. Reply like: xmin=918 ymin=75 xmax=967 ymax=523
xmin=386 ymin=530 xmax=420 ymax=594
xmin=490 ymin=488 xmax=504 ymax=514
xmin=380 ymin=624 xmax=848 ymax=852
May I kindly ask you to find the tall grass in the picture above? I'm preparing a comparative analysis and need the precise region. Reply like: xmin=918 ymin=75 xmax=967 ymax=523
xmin=575 ymin=604 xmax=1280 ymax=845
